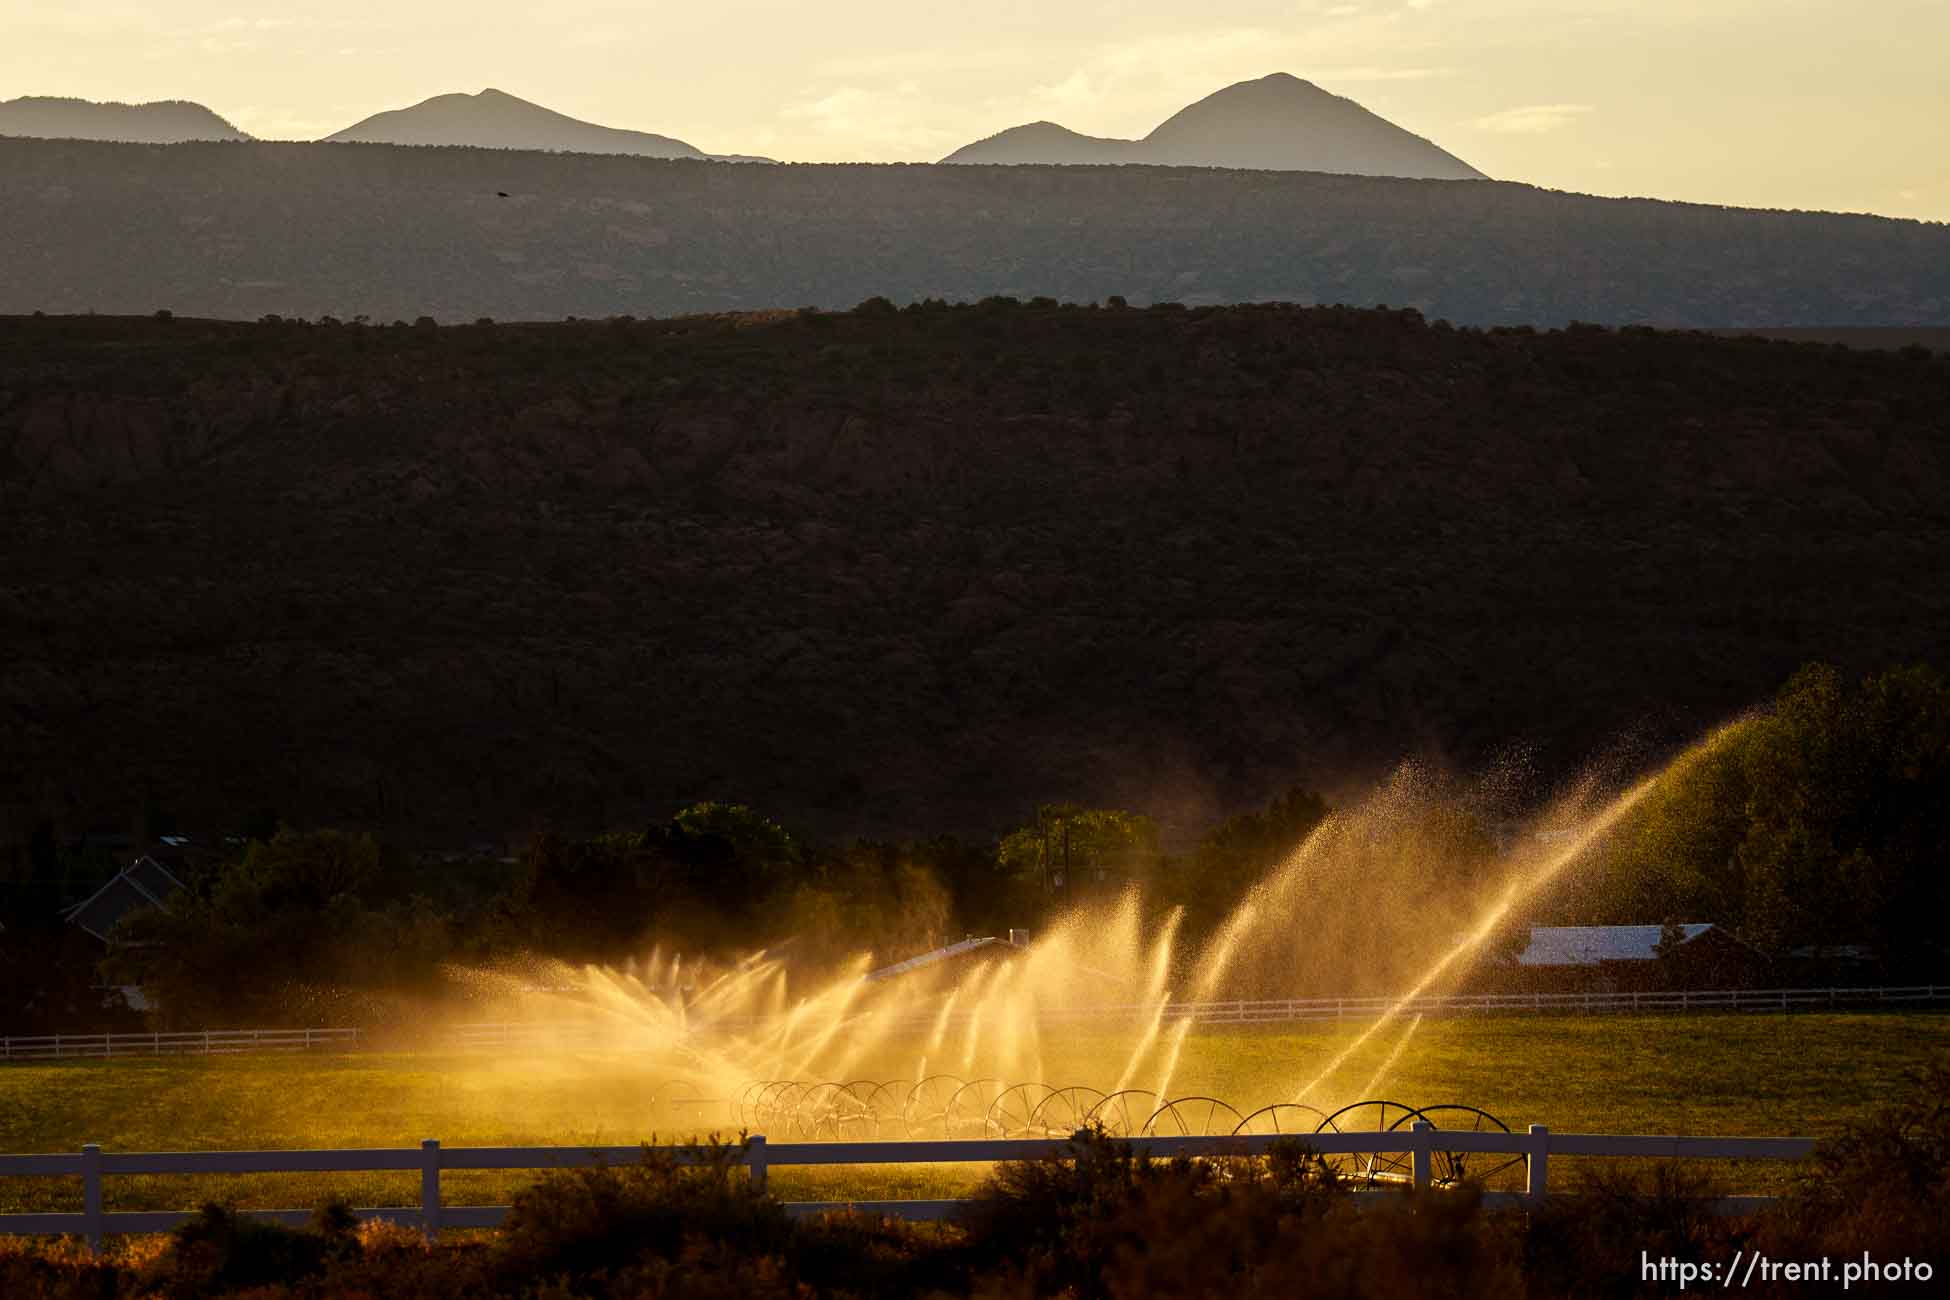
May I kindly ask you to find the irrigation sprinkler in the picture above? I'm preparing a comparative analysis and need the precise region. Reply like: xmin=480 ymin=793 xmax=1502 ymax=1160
xmin=1029 ymin=1085 xmax=1108 ymax=1136
xmin=944 ymin=1078 xmax=1007 ymax=1139
xmin=1390 ymin=1105 xmax=1525 ymax=1187
xmin=903 ymin=1075 xmax=967 ymax=1138
xmin=1231 ymin=1103 xmax=1330 ymax=1135
xmin=1315 ymin=1100 xmax=1422 ymax=1185
xmin=1086 ymin=1089 xmax=1160 ymax=1137
xmin=720 ymin=1076 xmax=1523 ymax=1191
xmin=864 ymin=1080 xmax=912 ymax=1138
xmin=1142 ymin=1096 xmax=1245 ymax=1137
xmin=986 ymin=1082 xmax=1058 ymax=1137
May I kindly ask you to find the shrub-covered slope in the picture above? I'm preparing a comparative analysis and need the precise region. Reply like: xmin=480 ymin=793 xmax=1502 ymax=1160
xmin=2 ymin=137 xmax=1948 ymax=326
xmin=1 ymin=303 xmax=1946 ymax=841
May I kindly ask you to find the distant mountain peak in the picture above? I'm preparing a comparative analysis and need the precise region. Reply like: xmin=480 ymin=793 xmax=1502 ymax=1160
xmin=942 ymin=119 xmax=1143 ymax=166
xmin=322 ymin=88 xmax=707 ymax=160
xmin=0 ymin=95 xmax=249 ymax=144
xmin=943 ymin=72 xmax=1484 ymax=180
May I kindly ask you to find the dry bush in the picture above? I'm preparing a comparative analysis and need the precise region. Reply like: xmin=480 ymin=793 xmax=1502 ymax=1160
xmin=0 ymin=1234 xmax=138 ymax=1300
xmin=1522 ymin=1162 xmax=1744 ymax=1300
xmin=1748 ymin=1062 xmax=1950 ymax=1290
xmin=959 ymin=1128 xmax=1519 ymax=1300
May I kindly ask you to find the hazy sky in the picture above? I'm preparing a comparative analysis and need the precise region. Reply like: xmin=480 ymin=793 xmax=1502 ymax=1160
xmin=10 ymin=1 xmax=1946 ymax=220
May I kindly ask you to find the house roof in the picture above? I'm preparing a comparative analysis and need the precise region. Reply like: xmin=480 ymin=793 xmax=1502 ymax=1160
xmin=864 ymin=934 xmax=1023 ymax=983
xmin=63 ymin=855 xmax=185 ymax=942
xmin=1516 ymin=924 xmax=1718 ymax=967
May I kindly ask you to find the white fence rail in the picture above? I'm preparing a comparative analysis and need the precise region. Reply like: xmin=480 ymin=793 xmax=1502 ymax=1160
xmin=0 ymin=1125 xmax=1816 ymax=1251
xmin=0 ymin=1028 xmax=361 ymax=1061
xmin=8 ymin=985 xmax=1946 ymax=1060
xmin=449 ymin=984 xmax=1950 ymax=1048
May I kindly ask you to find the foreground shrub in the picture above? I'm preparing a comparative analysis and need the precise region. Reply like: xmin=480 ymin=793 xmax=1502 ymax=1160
xmin=495 ymin=1139 xmax=791 ymax=1287
xmin=1524 ymin=1162 xmax=1743 ymax=1300
xmin=959 ymin=1128 xmax=1519 ymax=1299
xmin=161 ymin=1201 xmax=359 ymax=1296
xmin=0 ymin=1235 xmax=139 ymax=1300
xmin=4 ymin=1070 xmax=1946 ymax=1296
xmin=495 ymin=1138 xmax=950 ymax=1297
xmin=1752 ymin=1063 xmax=1950 ymax=1277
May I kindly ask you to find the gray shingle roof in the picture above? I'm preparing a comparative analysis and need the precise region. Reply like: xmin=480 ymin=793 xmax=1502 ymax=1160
xmin=1515 ymin=924 xmax=1715 ymax=967
xmin=63 ymin=855 xmax=184 ymax=942
xmin=864 ymin=934 xmax=1024 ymax=983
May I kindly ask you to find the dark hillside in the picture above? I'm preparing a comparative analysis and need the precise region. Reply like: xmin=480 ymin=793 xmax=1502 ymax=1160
xmin=1 ymin=138 xmax=1947 ymax=326
xmin=1709 ymin=327 xmax=1950 ymax=353
xmin=2 ymin=304 xmax=1946 ymax=849
xmin=0 ymin=96 xmax=248 ymax=143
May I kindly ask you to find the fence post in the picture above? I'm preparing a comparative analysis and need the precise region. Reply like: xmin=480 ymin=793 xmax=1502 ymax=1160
xmin=748 ymin=1134 xmax=768 ymax=1193
xmin=1410 ymin=1121 xmax=1432 ymax=1191
xmin=81 ymin=1143 xmax=104 ymax=1254
xmin=1526 ymin=1125 xmax=1549 ymax=1205
xmin=420 ymin=1139 xmax=442 ymax=1242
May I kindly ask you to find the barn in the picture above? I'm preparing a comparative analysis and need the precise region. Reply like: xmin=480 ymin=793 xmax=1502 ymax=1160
xmin=1495 ymin=923 xmax=1766 ymax=992
xmin=62 ymin=855 xmax=184 ymax=943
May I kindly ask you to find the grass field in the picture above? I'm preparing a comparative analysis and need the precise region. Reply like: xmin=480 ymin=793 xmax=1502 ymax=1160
xmin=4 ymin=1011 xmax=1946 ymax=1218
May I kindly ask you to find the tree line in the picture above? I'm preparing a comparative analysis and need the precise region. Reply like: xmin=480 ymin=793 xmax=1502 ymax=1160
xmin=1561 ymin=662 xmax=1950 ymax=976
xmin=3 ymin=660 xmax=1944 ymax=1031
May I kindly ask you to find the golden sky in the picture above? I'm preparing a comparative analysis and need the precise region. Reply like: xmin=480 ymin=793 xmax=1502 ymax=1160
xmin=10 ymin=0 xmax=1945 ymax=220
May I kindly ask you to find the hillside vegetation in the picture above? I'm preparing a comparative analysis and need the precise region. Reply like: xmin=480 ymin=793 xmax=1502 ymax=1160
xmin=1 ymin=303 xmax=1946 ymax=845
xmin=2 ymin=137 xmax=1948 ymax=324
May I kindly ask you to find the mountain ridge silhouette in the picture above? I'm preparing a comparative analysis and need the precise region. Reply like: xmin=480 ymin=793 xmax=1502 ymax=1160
xmin=943 ymin=73 xmax=1484 ymax=179
xmin=8 ymin=135 xmax=1943 ymax=326
xmin=323 ymin=87 xmax=709 ymax=158
xmin=0 ymin=96 xmax=249 ymax=144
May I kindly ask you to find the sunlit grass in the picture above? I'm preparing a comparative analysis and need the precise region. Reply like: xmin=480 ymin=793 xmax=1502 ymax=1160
xmin=3 ymin=1011 xmax=1944 ymax=1215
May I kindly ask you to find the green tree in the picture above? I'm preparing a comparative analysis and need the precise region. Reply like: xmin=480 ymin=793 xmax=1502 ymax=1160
xmin=505 ymin=831 xmax=681 ymax=959
xmin=106 ymin=828 xmax=448 ymax=1027
xmin=1170 ymin=786 xmax=1329 ymax=935
xmin=779 ymin=844 xmax=956 ymax=971
xmin=670 ymin=802 xmax=799 ymax=870
xmin=500 ymin=806 xmax=810 ymax=959
xmin=1584 ymin=662 xmax=1950 ymax=971
xmin=1738 ymin=663 xmax=1950 ymax=966
xmin=998 ymin=804 xmax=1158 ymax=898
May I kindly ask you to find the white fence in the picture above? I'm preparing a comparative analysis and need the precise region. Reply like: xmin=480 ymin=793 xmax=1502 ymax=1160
xmin=8 ymin=985 xmax=1947 ymax=1061
xmin=0 ymin=1125 xmax=1817 ymax=1251
xmin=449 ymin=983 xmax=1950 ymax=1049
xmin=0 ymin=1028 xmax=360 ymax=1061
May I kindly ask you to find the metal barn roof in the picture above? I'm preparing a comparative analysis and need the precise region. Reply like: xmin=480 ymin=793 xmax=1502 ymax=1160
xmin=864 ymin=934 xmax=1026 ymax=983
xmin=63 ymin=855 xmax=184 ymax=942
xmin=1515 ymin=924 xmax=1716 ymax=968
